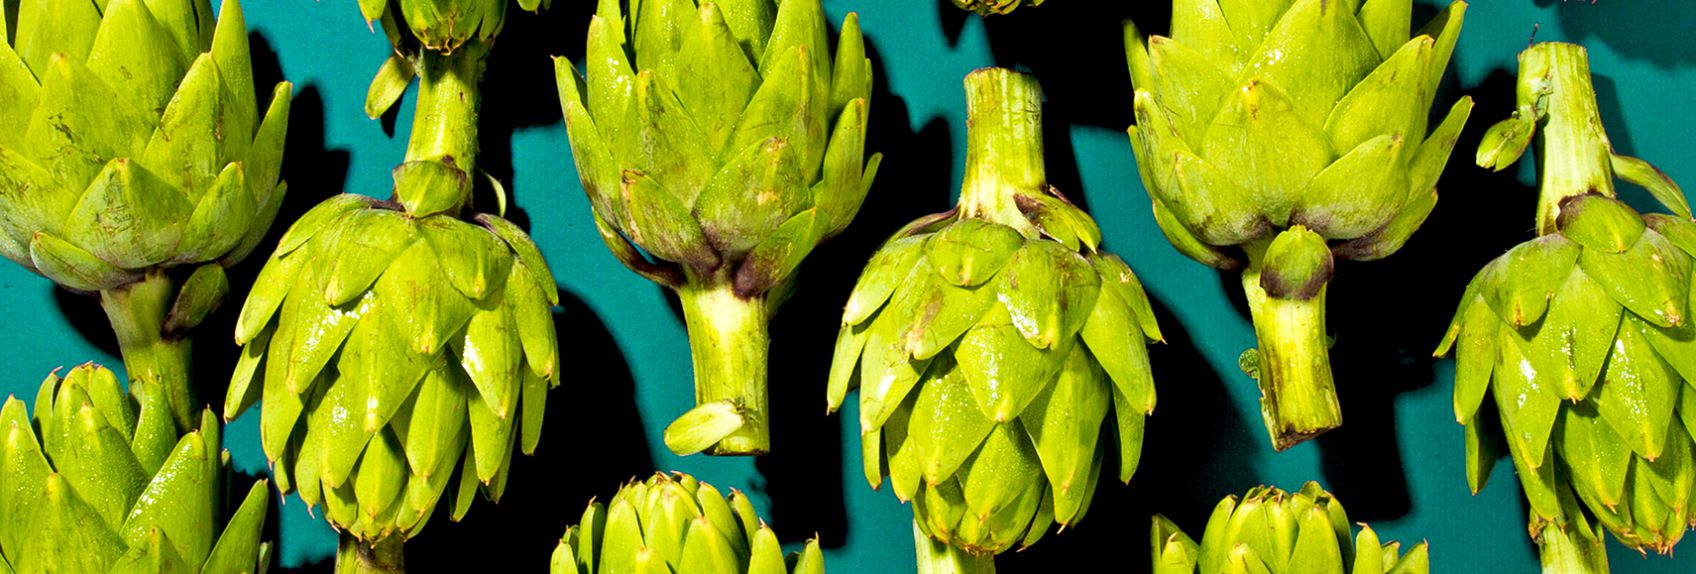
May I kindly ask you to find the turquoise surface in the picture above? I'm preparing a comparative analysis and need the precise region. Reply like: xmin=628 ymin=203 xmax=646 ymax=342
xmin=3 ymin=0 xmax=1696 ymax=571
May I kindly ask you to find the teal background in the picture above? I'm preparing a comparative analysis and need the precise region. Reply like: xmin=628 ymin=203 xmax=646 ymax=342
xmin=4 ymin=0 xmax=1696 ymax=571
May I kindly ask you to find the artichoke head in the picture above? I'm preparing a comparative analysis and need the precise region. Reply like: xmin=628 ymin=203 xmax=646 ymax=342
xmin=0 ymin=0 xmax=290 ymax=294
xmin=1152 ymin=482 xmax=1429 ymax=574
xmin=552 ymin=472 xmax=825 ymax=574
xmin=829 ymin=68 xmax=1161 ymax=558
xmin=0 ymin=364 xmax=270 ymax=573
xmin=1437 ymin=44 xmax=1696 ymax=558
xmin=953 ymin=0 xmax=1045 ymax=16
xmin=1126 ymin=0 xmax=1472 ymax=265
xmin=225 ymin=189 xmax=561 ymax=543
xmin=556 ymin=0 xmax=878 ymax=296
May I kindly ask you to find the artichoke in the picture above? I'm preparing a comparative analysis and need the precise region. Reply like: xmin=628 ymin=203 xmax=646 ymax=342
xmin=554 ymin=0 xmax=878 ymax=456
xmin=0 ymin=363 xmax=271 ymax=573
xmin=223 ymin=2 xmax=559 ymax=571
xmin=1151 ymin=482 xmax=1430 ymax=574
xmin=551 ymin=472 xmax=826 ymax=574
xmin=828 ymin=68 xmax=1160 ymax=573
xmin=1436 ymin=42 xmax=1696 ymax=569
xmin=952 ymin=0 xmax=1045 ymax=16
xmin=0 ymin=0 xmax=291 ymax=432
xmin=1125 ymin=0 xmax=1474 ymax=450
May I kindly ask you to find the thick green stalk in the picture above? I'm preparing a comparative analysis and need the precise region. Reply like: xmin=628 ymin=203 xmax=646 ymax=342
xmin=1240 ymin=243 xmax=1340 ymax=451
xmin=100 ymin=271 xmax=193 ymax=431
xmin=958 ymin=68 xmax=1043 ymax=238
xmin=1520 ymin=43 xmax=1615 ymax=235
xmin=406 ymin=42 xmax=486 ymax=215
xmin=676 ymin=277 xmax=771 ymax=456
xmin=337 ymin=534 xmax=406 ymax=574
xmin=914 ymin=521 xmax=997 ymax=574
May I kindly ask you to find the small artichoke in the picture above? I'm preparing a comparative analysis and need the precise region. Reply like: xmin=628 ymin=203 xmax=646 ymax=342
xmin=224 ymin=2 xmax=559 ymax=571
xmin=555 ymin=0 xmax=878 ymax=456
xmin=1126 ymin=0 xmax=1474 ymax=450
xmin=0 ymin=364 xmax=271 ymax=573
xmin=1437 ymin=42 xmax=1696 ymax=569
xmin=0 ymin=0 xmax=291 ymax=431
xmin=952 ymin=0 xmax=1045 ymax=16
xmin=1151 ymin=482 xmax=1429 ymax=574
xmin=830 ymin=68 xmax=1160 ymax=573
xmin=551 ymin=472 xmax=825 ymax=574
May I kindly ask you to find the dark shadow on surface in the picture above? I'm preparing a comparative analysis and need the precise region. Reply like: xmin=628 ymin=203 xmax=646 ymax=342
xmin=756 ymin=36 xmax=958 ymax=550
xmin=982 ymin=1 xmax=1170 ymax=132
xmin=476 ymin=1 xmax=592 ymax=220
xmin=1533 ymin=0 xmax=1696 ymax=69
xmin=1318 ymin=66 xmax=1535 ymax=522
xmin=997 ymin=298 xmax=1256 ymax=573
xmin=408 ymin=289 xmax=654 ymax=570
xmin=938 ymin=0 xmax=970 ymax=47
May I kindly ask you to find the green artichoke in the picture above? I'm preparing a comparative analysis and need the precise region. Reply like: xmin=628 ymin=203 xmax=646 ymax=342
xmin=551 ymin=472 xmax=826 ymax=574
xmin=223 ymin=2 xmax=559 ymax=572
xmin=829 ymin=68 xmax=1159 ymax=574
xmin=554 ymin=0 xmax=877 ymax=456
xmin=0 ymin=363 xmax=271 ymax=573
xmin=952 ymin=0 xmax=1045 ymax=16
xmin=1436 ymin=42 xmax=1696 ymax=569
xmin=1151 ymin=482 xmax=1429 ymax=574
xmin=0 ymin=0 xmax=291 ymax=432
xmin=1126 ymin=0 xmax=1474 ymax=450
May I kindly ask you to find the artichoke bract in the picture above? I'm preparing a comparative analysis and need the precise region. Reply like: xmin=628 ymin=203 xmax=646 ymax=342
xmin=224 ymin=1 xmax=560 ymax=572
xmin=829 ymin=68 xmax=1160 ymax=574
xmin=554 ymin=0 xmax=878 ymax=456
xmin=1436 ymin=42 xmax=1696 ymax=570
xmin=551 ymin=472 xmax=826 ymax=574
xmin=0 ymin=364 xmax=271 ymax=573
xmin=1126 ymin=0 xmax=1474 ymax=450
xmin=0 ymin=0 xmax=291 ymax=432
xmin=952 ymin=0 xmax=1044 ymax=16
xmin=1152 ymin=482 xmax=1429 ymax=574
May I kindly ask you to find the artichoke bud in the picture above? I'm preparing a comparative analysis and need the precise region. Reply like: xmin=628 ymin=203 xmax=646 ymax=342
xmin=226 ymin=193 xmax=561 ymax=543
xmin=0 ymin=363 xmax=271 ymax=573
xmin=833 ymin=68 xmax=1159 ymax=564
xmin=559 ymin=0 xmax=877 ymax=294
xmin=554 ymin=473 xmax=827 ymax=574
xmin=1162 ymin=483 xmax=1427 ymax=574
xmin=952 ymin=0 xmax=1046 ymax=16
xmin=1125 ymin=0 xmax=1473 ymax=449
xmin=1439 ymin=40 xmax=1696 ymax=561
xmin=0 ymin=0 xmax=290 ymax=277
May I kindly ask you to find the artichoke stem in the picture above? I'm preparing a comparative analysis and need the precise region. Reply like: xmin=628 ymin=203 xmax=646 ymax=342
xmin=1241 ymin=250 xmax=1341 ymax=451
xmin=677 ymin=282 xmax=771 ymax=456
xmin=1536 ymin=522 xmax=1610 ymax=574
xmin=1520 ymin=43 xmax=1616 ymax=235
xmin=336 ymin=534 xmax=406 ymax=574
xmin=407 ymin=40 xmax=487 ymax=208
xmin=914 ymin=521 xmax=997 ymax=574
xmin=100 ymin=271 xmax=193 ymax=432
xmin=959 ymin=68 xmax=1043 ymax=237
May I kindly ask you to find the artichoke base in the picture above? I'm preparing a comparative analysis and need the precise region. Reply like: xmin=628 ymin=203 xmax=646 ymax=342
xmin=336 ymin=533 xmax=406 ymax=574
xmin=1241 ymin=265 xmax=1342 ymax=451
xmin=915 ymin=520 xmax=998 ymax=574
xmin=101 ymin=270 xmax=195 ymax=431
xmin=673 ymin=282 xmax=771 ymax=456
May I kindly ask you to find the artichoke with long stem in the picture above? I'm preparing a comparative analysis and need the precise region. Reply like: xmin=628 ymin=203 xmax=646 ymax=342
xmin=0 ymin=363 xmax=271 ymax=573
xmin=551 ymin=472 xmax=826 ymax=574
xmin=0 ymin=0 xmax=291 ymax=433
xmin=223 ymin=2 xmax=560 ymax=572
xmin=555 ymin=0 xmax=878 ymax=456
xmin=1126 ymin=0 xmax=1473 ymax=450
xmin=1436 ymin=42 xmax=1696 ymax=571
xmin=830 ymin=68 xmax=1161 ymax=574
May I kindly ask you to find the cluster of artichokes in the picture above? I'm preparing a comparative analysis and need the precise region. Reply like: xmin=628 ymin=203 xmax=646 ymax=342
xmin=4 ymin=0 xmax=1695 ymax=572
